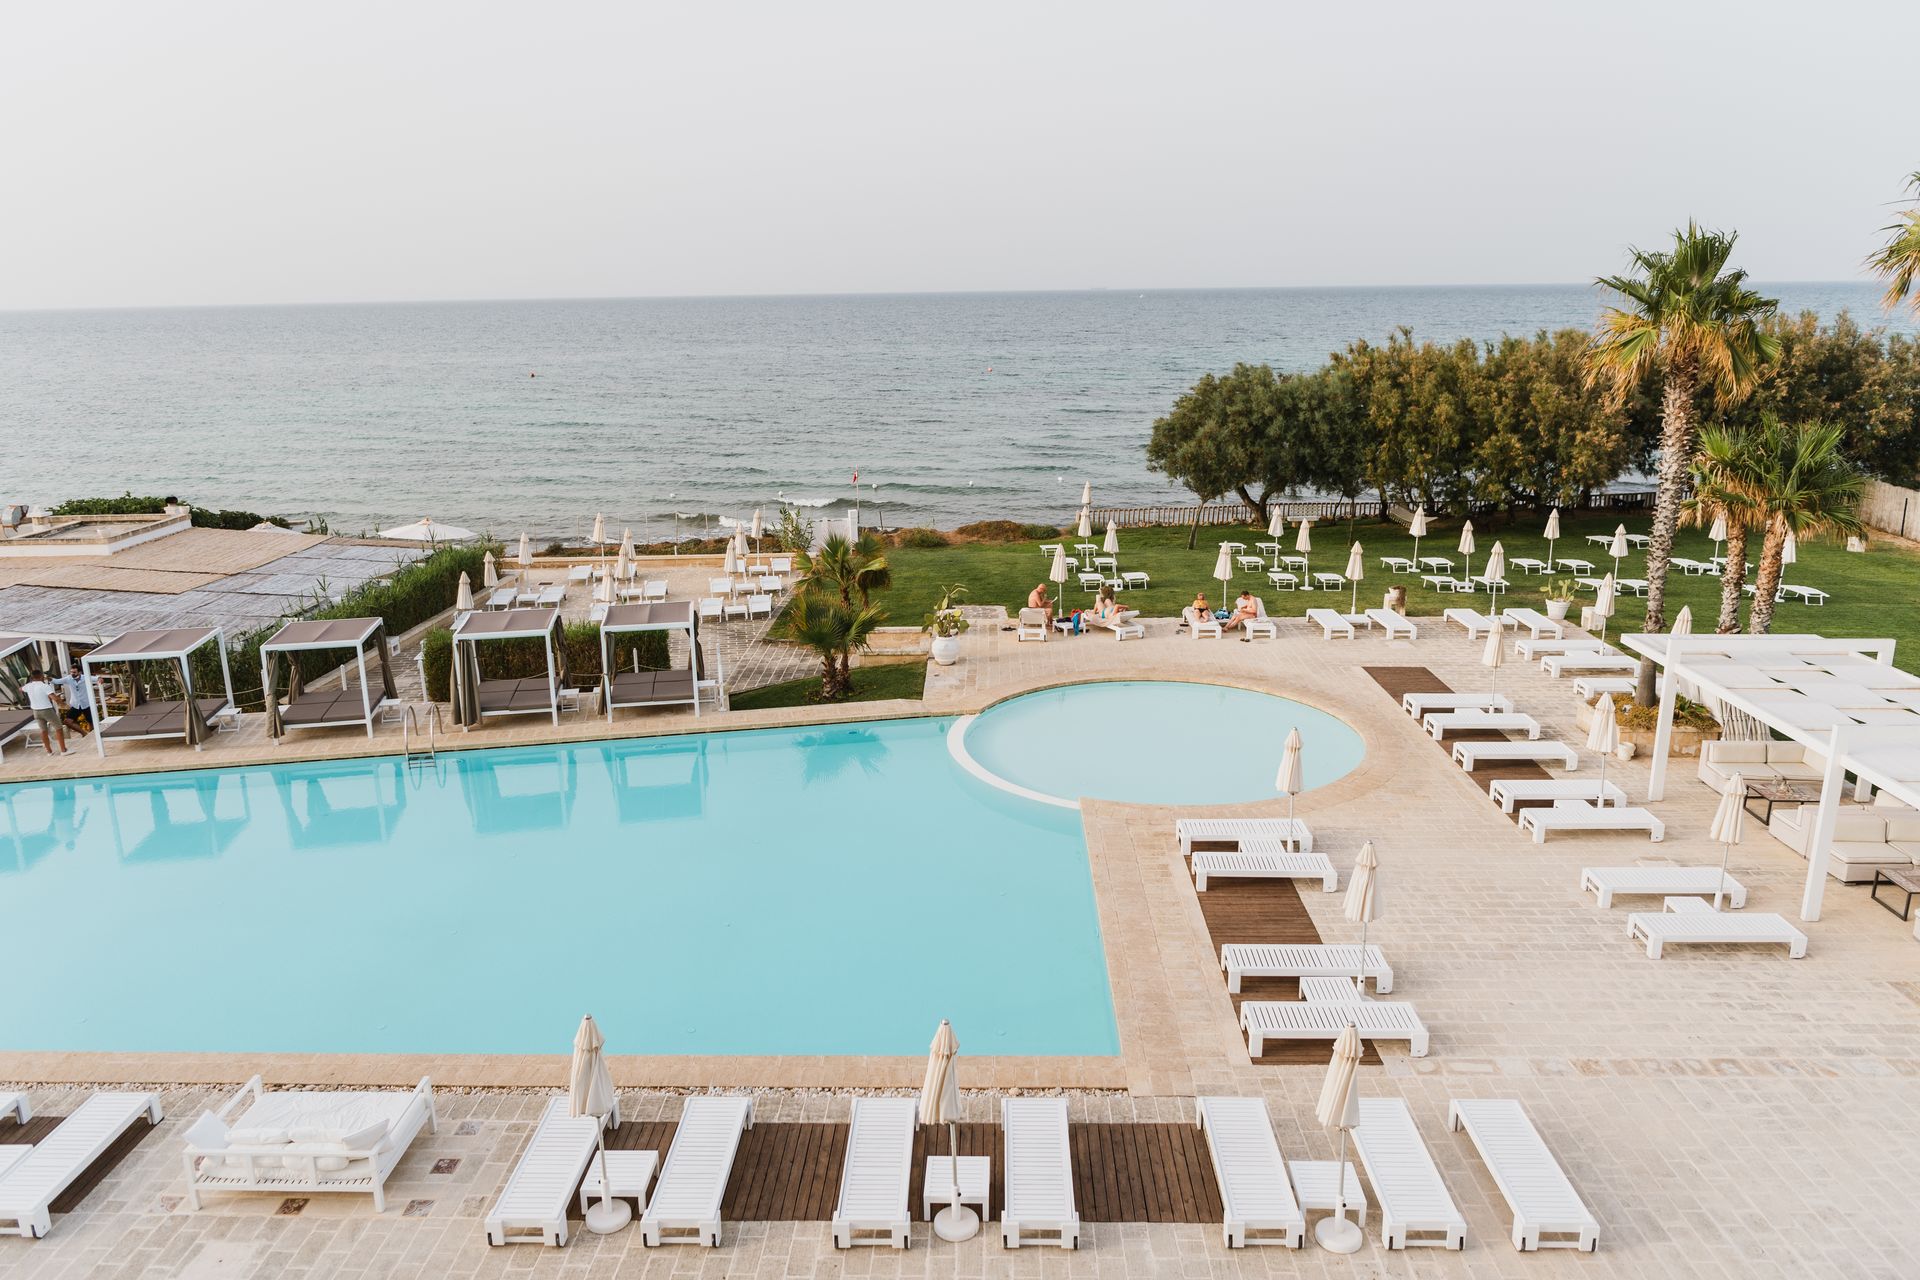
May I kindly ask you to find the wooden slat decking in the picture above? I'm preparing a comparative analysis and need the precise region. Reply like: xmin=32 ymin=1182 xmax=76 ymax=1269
xmin=600 ymin=1119 xmax=1223 ymax=1223
xmin=8 ymin=1112 xmax=160 ymax=1215
xmin=1365 ymin=664 xmax=1551 ymax=808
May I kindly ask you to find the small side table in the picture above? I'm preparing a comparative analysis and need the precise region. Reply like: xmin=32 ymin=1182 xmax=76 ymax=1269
xmin=920 ymin=1154 xmax=991 ymax=1222
xmin=578 ymin=1149 xmax=660 ymax=1217
xmin=1870 ymin=866 xmax=1920 ymax=921
xmin=1287 ymin=1159 xmax=1368 ymax=1233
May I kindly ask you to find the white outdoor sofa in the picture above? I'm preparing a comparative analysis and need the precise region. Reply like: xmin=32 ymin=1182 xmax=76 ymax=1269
xmin=1500 ymin=607 xmax=1565 ymax=639
xmin=1768 ymin=803 xmax=1920 ymax=883
xmin=640 ymin=1095 xmax=754 ymax=1247
xmin=485 ymin=1096 xmax=618 ymax=1247
xmin=1001 ymin=1097 xmax=1078 ymax=1249
xmin=1191 ymin=845 xmax=1338 ymax=892
xmin=1306 ymin=607 xmax=1354 ymax=639
xmin=1177 ymin=817 xmax=1313 ymax=855
xmin=1365 ymin=608 xmax=1417 ymax=639
xmin=1580 ymin=865 xmax=1747 ymax=908
xmin=181 ymin=1076 xmax=434 ymax=1213
xmin=0 ymin=1092 xmax=163 ymax=1238
xmin=1443 ymin=608 xmax=1506 ymax=638
xmin=1451 ymin=740 xmax=1578 ymax=771
xmin=1448 ymin=1099 xmax=1598 ymax=1252
xmin=1195 ymin=1096 xmax=1304 ymax=1249
xmin=1697 ymin=739 xmax=1824 ymax=789
xmin=1240 ymin=1001 xmax=1429 ymax=1058
xmin=1517 ymin=800 xmax=1664 ymax=843
xmin=1423 ymin=710 xmax=1540 ymax=740
xmin=1402 ymin=691 xmax=1511 ymax=718
xmin=1349 ymin=1098 xmax=1466 ymax=1250
xmin=832 ymin=1095 xmax=915 ymax=1249
xmin=1220 ymin=943 xmax=1391 ymax=994
xmin=1626 ymin=902 xmax=1806 ymax=958
xmin=1489 ymin=779 xmax=1625 ymax=812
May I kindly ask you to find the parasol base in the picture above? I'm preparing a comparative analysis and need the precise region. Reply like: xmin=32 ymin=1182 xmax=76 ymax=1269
xmin=584 ymin=1198 xmax=633 ymax=1235
xmin=1314 ymin=1213 xmax=1364 ymax=1253
xmin=933 ymin=1202 xmax=980 ymax=1242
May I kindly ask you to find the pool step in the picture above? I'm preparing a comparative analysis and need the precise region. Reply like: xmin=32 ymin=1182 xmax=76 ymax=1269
xmin=401 ymin=703 xmax=439 ymax=768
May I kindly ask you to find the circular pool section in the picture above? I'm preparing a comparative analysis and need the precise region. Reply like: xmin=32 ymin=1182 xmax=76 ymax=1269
xmin=959 ymin=681 xmax=1364 ymax=807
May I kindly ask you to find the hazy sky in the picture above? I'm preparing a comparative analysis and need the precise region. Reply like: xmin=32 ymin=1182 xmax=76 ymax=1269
xmin=4 ymin=0 xmax=1915 ymax=310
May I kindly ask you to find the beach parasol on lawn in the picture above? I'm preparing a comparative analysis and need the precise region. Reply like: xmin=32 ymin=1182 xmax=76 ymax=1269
xmin=1544 ymin=507 xmax=1562 ymax=571
xmin=1594 ymin=573 xmax=1617 ymax=640
xmin=1457 ymin=520 xmax=1476 ymax=583
xmin=1344 ymin=841 xmax=1380 ymax=996
xmin=1409 ymin=506 xmax=1429 ymax=570
xmin=750 ymin=508 xmax=764 ymax=556
xmin=1076 ymin=507 xmax=1093 ymax=566
xmin=591 ymin=512 xmax=605 ymax=561
xmin=1276 ymin=727 xmax=1303 ymax=827
xmin=454 ymin=571 xmax=474 ymax=614
xmin=516 ymin=532 xmax=531 ymax=570
xmin=1482 ymin=621 xmax=1505 ymax=695
xmin=482 ymin=550 xmax=498 ymax=589
xmin=1267 ymin=508 xmax=1286 ymax=566
xmin=1708 ymin=511 xmax=1727 ymax=563
xmin=1344 ymin=542 xmax=1364 ymax=615
xmin=1783 ymin=529 xmax=1798 ymax=568
xmin=1588 ymin=693 xmax=1620 ymax=793
xmin=1608 ymin=524 xmax=1629 ymax=580
xmin=1103 ymin=519 xmax=1119 ymax=558
xmin=1672 ymin=604 xmax=1693 ymax=637
xmin=1709 ymin=770 xmax=1746 ymax=910
xmin=920 ymin=1020 xmax=976 ymax=1241
xmin=1482 ymin=541 xmax=1506 ymax=613
xmin=723 ymin=536 xmax=740 ymax=578
xmin=569 ymin=1015 xmax=629 ymax=1234
xmin=1048 ymin=544 xmax=1069 ymax=613
xmin=1296 ymin=520 xmax=1314 ymax=589
xmin=1212 ymin=544 xmax=1233 ymax=608
xmin=1313 ymin=1024 xmax=1365 ymax=1253
xmin=1080 ymin=480 xmax=1092 ymax=509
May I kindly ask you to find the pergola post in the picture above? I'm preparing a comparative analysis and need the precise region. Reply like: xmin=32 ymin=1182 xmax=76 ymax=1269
xmin=214 ymin=629 xmax=235 ymax=712
xmin=544 ymin=622 xmax=559 ymax=726
xmin=357 ymin=646 xmax=373 ymax=738
xmin=1799 ymin=723 xmax=1851 ymax=922
xmin=83 ymin=654 xmax=107 ymax=757
xmin=600 ymin=626 xmax=614 ymax=723
xmin=1646 ymin=635 xmax=1682 ymax=802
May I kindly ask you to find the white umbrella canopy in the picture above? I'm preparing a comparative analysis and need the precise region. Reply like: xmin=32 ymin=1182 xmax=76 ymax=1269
xmin=1343 ymin=541 xmax=1364 ymax=613
xmin=1672 ymin=604 xmax=1693 ymax=637
xmin=1588 ymin=693 xmax=1620 ymax=790
xmin=454 ymin=571 xmax=474 ymax=613
xmin=517 ymin=532 xmax=532 ymax=568
xmin=1077 ymin=506 xmax=1092 ymax=540
xmin=483 ymin=550 xmax=498 ymax=589
xmin=569 ymin=1015 xmax=629 ymax=1233
xmin=1409 ymin=507 xmax=1429 ymax=539
xmin=920 ymin=1020 xmax=976 ymax=1241
xmin=1312 ymin=1025 xmax=1365 ymax=1252
xmin=1268 ymin=508 xmax=1286 ymax=538
xmin=1276 ymin=727 xmax=1304 ymax=824
xmin=1103 ymin=519 xmax=1119 ymax=556
xmin=1594 ymin=573 xmax=1617 ymax=638
xmin=1344 ymin=841 xmax=1379 ymax=926
xmin=1457 ymin=519 xmax=1475 ymax=579
xmin=1709 ymin=771 xmax=1747 ymax=909
xmin=594 ymin=572 xmax=614 ymax=605
xmin=591 ymin=512 xmax=605 ymax=548
xmin=1212 ymin=544 xmax=1233 ymax=598
xmin=1048 ymin=544 xmax=1069 ymax=588
xmin=734 ymin=525 xmax=750 ymax=560
xmin=1080 ymin=481 xmax=1092 ymax=508
xmin=1481 ymin=623 xmax=1505 ymax=693
xmin=1708 ymin=511 xmax=1727 ymax=543
xmin=1783 ymin=530 xmax=1798 ymax=566
xmin=378 ymin=516 xmax=477 ymax=543
xmin=750 ymin=508 xmax=763 ymax=542
xmin=1482 ymin=541 xmax=1506 ymax=610
xmin=1609 ymin=524 xmax=1629 ymax=558
xmin=620 ymin=527 xmax=635 ymax=559
xmin=723 ymin=540 xmax=740 ymax=577
xmin=1544 ymin=508 xmax=1561 ymax=541
xmin=1295 ymin=520 xmax=1314 ymax=554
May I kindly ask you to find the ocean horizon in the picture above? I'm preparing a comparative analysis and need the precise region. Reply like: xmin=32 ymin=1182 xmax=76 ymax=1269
xmin=3 ymin=283 xmax=1909 ymax=538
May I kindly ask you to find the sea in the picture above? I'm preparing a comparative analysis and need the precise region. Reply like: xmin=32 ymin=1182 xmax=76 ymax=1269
xmin=1 ymin=284 xmax=1908 ymax=538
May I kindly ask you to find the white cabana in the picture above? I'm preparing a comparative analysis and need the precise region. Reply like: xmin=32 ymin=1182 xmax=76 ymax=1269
xmin=449 ymin=608 xmax=569 ymax=729
xmin=259 ymin=617 xmax=398 ymax=740
xmin=83 ymin=626 xmax=236 ymax=756
xmin=597 ymin=601 xmax=710 ymax=720
xmin=1622 ymin=630 xmax=1918 ymax=920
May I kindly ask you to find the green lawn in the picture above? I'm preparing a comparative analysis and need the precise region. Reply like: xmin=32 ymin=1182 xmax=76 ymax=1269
xmin=729 ymin=660 xmax=927 ymax=710
xmin=880 ymin=510 xmax=1920 ymax=672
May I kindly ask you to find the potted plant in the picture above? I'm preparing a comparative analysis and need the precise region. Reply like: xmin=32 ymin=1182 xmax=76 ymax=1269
xmin=1542 ymin=577 xmax=1576 ymax=622
xmin=923 ymin=584 xmax=969 ymax=665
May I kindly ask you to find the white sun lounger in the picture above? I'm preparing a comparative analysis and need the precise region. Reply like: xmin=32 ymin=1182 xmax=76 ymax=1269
xmin=1518 ymin=800 xmax=1663 ymax=843
xmin=1580 ymin=866 xmax=1746 ymax=908
xmin=1240 ymin=1001 xmax=1428 ymax=1058
xmin=1401 ymin=691 xmax=1512 ymax=718
xmin=1351 ymin=1098 xmax=1466 ymax=1250
xmin=1306 ymin=607 xmax=1354 ymax=639
xmin=1191 ymin=846 xmax=1338 ymax=892
xmin=1500 ymin=607 xmax=1564 ymax=639
xmin=1001 ymin=1097 xmax=1078 ymax=1249
xmin=1626 ymin=910 xmax=1806 ymax=958
xmin=832 ymin=1096 xmax=915 ymax=1249
xmin=1514 ymin=636 xmax=1606 ymax=660
xmin=1443 ymin=608 xmax=1506 ymax=638
xmin=1176 ymin=817 xmax=1312 ymax=855
xmin=640 ymin=1096 xmax=754 ymax=1247
xmin=1448 ymin=1099 xmax=1598 ymax=1251
xmin=1541 ymin=652 xmax=1639 ymax=677
xmin=1451 ymin=740 xmax=1578 ymax=771
xmin=0 ymin=1092 xmax=163 ymax=1238
xmin=485 ymin=1097 xmax=616 ymax=1246
xmin=1423 ymin=710 xmax=1541 ymax=740
xmin=1364 ymin=608 xmax=1417 ymax=639
xmin=1195 ymin=1097 xmax=1304 ymax=1248
xmin=0 ymin=1094 xmax=28 ymax=1126
xmin=1489 ymin=779 xmax=1625 ymax=812
xmin=1220 ymin=943 xmax=1392 ymax=994
xmin=1572 ymin=676 xmax=1637 ymax=698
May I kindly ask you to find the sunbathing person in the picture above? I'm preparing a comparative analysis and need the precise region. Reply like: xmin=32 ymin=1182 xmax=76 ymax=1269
xmin=1086 ymin=586 xmax=1136 ymax=629
xmin=1221 ymin=588 xmax=1261 ymax=631
xmin=1183 ymin=592 xmax=1213 ymax=628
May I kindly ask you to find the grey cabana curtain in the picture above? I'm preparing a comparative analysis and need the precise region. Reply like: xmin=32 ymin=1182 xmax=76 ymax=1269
xmin=550 ymin=615 xmax=572 ymax=690
xmin=370 ymin=624 xmax=397 ymax=702
xmin=180 ymin=656 xmax=208 ymax=747
xmin=689 ymin=616 xmax=704 ymax=681
xmin=263 ymin=649 xmax=283 ymax=738
xmin=450 ymin=637 xmax=481 ymax=726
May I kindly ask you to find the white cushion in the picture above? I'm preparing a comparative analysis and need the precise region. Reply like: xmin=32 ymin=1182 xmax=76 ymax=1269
xmin=225 ymin=1127 xmax=290 ymax=1147
xmin=1711 ymin=742 xmax=1768 ymax=764
xmin=1833 ymin=815 xmax=1887 ymax=843
xmin=1883 ymin=816 xmax=1920 ymax=843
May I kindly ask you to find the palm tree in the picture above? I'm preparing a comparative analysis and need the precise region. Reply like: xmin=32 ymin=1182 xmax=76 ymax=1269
xmin=795 ymin=532 xmax=890 ymax=607
xmin=1587 ymin=225 xmax=1780 ymax=651
xmin=1686 ymin=426 xmax=1763 ymax=633
xmin=1733 ymin=419 xmax=1865 ymax=634
xmin=770 ymin=591 xmax=886 ymax=700
xmin=1867 ymin=172 xmax=1920 ymax=316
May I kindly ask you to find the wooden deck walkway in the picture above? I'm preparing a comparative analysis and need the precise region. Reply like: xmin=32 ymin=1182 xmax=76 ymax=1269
xmin=603 ymin=1119 xmax=1224 ymax=1223
xmin=1365 ymin=664 xmax=1550 ymax=810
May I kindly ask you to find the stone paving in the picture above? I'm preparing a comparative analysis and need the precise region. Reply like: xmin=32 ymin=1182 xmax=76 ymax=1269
xmin=4 ymin=611 xmax=1920 ymax=1276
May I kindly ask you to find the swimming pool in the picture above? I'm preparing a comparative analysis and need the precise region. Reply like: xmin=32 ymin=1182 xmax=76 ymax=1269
xmin=958 ymin=681 xmax=1364 ymax=807
xmin=0 ymin=717 xmax=1118 ymax=1058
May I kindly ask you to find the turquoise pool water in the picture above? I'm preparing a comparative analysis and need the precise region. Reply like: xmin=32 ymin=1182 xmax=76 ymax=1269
xmin=961 ymin=681 xmax=1364 ymax=806
xmin=0 ymin=718 xmax=1117 ymax=1057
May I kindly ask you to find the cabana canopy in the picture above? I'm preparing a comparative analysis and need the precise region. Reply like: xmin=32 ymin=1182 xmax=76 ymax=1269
xmin=598 ymin=601 xmax=703 ymax=720
xmin=0 ymin=636 xmax=33 ymax=756
xmin=1623 ymin=630 xmax=1919 ymax=921
xmin=260 ymin=617 xmax=398 ymax=740
xmin=82 ymin=626 xmax=234 ymax=756
xmin=449 ymin=608 xmax=569 ymax=728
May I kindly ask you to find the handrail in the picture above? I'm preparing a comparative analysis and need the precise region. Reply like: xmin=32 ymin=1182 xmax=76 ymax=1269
xmin=400 ymin=703 xmax=440 ymax=765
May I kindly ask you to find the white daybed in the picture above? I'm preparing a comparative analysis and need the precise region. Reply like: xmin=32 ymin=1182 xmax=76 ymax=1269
xmin=1423 ymin=710 xmax=1540 ymax=740
xmin=1306 ymin=607 xmax=1354 ymax=639
xmin=1517 ymin=800 xmax=1663 ymax=843
xmin=1488 ymin=779 xmax=1625 ymax=812
xmin=1364 ymin=608 xmax=1417 ymax=639
xmin=640 ymin=1095 xmax=754 ymax=1247
xmin=1191 ymin=846 xmax=1338 ymax=892
xmin=1220 ymin=943 xmax=1392 ymax=994
xmin=1001 ymin=1097 xmax=1078 ymax=1249
xmin=1500 ymin=607 xmax=1564 ymax=639
xmin=1350 ymin=1098 xmax=1466 ymax=1250
xmin=1580 ymin=865 xmax=1747 ymax=909
xmin=1195 ymin=1096 xmax=1304 ymax=1248
xmin=1240 ymin=1001 xmax=1428 ymax=1058
xmin=0 ymin=1092 xmax=163 ymax=1238
xmin=1451 ymin=740 xmax=1578 ymax=771
xmin=181 ymin=1076 xmax=436 ymax=1212
xmin=1625 ymin=906 xmax=1806 ymax=958
xmin=831 ymin=1095 xmax=915 ymax=1249
xmin=1448 ymin=1099 xmax=1598 ymax=1252
xmin=1176 ymin=817 xmax=1313 ymax=855
xmin=485 ymin=1096 xmax=618 ymax=1246
xmin=1442 ymin=608 xmax=1505 ymax=638
xmin=1401 ymin=691 xmax=1512 ymax=718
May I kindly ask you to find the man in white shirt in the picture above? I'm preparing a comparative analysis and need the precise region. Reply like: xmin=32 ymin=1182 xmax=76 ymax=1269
xmin=20 ymin=670 xmax=72 ymax=755
xmin=56 ymin=662 xmax=93 ymax=735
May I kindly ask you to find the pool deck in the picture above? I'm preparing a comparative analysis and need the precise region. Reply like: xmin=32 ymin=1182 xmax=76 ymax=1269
xmin=4 ymin=612 xmax=1920 ymax=1276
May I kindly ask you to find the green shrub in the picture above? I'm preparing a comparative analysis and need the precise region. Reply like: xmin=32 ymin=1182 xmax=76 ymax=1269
xmin=52 ymin=492 xmax=290 ymax=531
xmin=1020 ymin=522 xmax=1063 ymax=540
xmin=953 ymin=520 xmax=1033 ymax=542
xmin=422 ymin=622 xmax=668 ymax=702
xmin=894 ymin=527 xmax=949 ymax=548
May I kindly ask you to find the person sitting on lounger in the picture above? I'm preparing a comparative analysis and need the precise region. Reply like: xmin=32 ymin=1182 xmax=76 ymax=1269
xmin=1221 ymin=589 xmax=1261 ymax=631
xmin=1086 ymin=586 xmax=1135 ymax=630
xmin=1027 ymin=582 xmax=1054 ymax=616
xmin=1183 ymin=592 xmax=1213 ymax=628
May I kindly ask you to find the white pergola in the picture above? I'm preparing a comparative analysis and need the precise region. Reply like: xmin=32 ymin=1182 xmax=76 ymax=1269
xmin=598 ymin=601 xmax=702 ymax=720
xmin=1623 ymin=630 xmax=1920 ymax=921
xmin=82 ymin=626 xmax=236 ymax=756
xmin=449 ymin=607 xmax=566 ymax=729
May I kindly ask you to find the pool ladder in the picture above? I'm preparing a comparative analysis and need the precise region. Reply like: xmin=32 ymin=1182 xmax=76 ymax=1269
xmin=401 ymin=703 xmax=440 ymax=768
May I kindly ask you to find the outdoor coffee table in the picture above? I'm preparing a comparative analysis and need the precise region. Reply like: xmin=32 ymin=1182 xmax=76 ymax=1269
xmin=921 ymin=1154 xmax=991 ymax=1220
xmin=1743 ymin=779 xmax=1822 ymax=824
xmin=1871 ymin=866 xmax=1920 ymax=920
xmin=577 ymin=1148 xmax=660 ymax=1216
